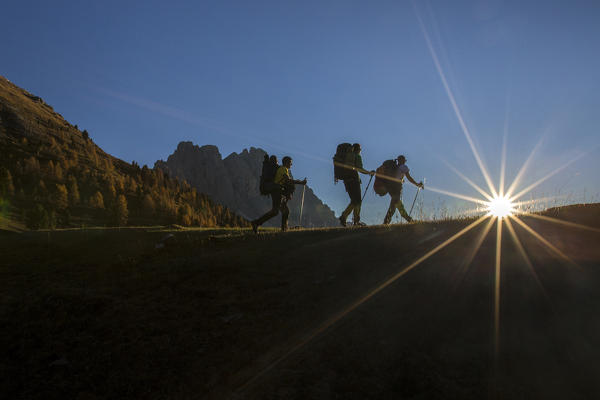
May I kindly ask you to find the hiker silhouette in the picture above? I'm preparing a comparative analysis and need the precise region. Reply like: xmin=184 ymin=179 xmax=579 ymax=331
xmin=382 ymin=155 xmax=423 ymax=224
xmin=252 ymin=156 xmax=307 ymax=233
xmin=336 ymin=143 xmax=375 ymax=227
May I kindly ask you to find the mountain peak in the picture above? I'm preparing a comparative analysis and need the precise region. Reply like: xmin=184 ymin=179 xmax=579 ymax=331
xmin=157 ymin=142 xmax=337 ymax=227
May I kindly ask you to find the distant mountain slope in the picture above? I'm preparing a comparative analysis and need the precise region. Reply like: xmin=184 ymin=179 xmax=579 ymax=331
xmin=155 ymin=141 xmax=338 ymax=227
xmin=0 ymin=76 xmax=247 ymax=229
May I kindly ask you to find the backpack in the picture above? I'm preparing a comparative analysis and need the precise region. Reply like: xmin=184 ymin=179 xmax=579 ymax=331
xmin=259 ymin=154 xmax=279 ymax=195
xmin=373 ymin=160 xmax=400 ymax=196
xmin=333 ymin=143 xmax=354 ymax=182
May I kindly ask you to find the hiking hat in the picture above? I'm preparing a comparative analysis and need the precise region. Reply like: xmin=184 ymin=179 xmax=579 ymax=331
xmin=397 ymin=155 xmax=406 ymax=163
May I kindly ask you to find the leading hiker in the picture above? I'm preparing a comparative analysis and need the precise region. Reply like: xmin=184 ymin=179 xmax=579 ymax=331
xmin=252 ymin=156 xmax=307 ymax=233
xmin=335 ymin=143 xmax=375 ymax=227
xmin=382 ymin=155 xmax=423 ymax=224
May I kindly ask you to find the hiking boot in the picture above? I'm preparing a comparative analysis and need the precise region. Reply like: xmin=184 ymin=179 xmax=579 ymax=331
xmin=353 ymin=221 xmax=366 ymax=227
xmin=339 ymin=216 xmax=347 ymax=227
xmin=251 ymin=221 xmax=258 ymax=234
xmin=405 ymin=216 xmax=413 ymax=223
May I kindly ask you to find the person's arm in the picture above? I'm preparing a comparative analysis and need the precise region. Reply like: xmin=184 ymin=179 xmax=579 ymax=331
xmin=406 ymin=172 xmax=423 ymax=188
xmin=357 ymin=167 xmax=375 ymax=176
xmin=285 ymin=169 xmax=306 ymax=185
xmin=354 ymin=154 xmax=375 ymax=176
xmin=292 ymin=178 xmax=307 ymax=185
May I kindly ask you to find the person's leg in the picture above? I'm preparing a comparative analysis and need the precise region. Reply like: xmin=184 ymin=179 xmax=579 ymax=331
xmin=383 ymin=194 xmax=398 ymax=224
xmin=340 ymin=203 xmax=354 ymax=223
xmin=396 ymin=199 xmax=412 ymax=222
xmin=253 ymin=191 xmax=281 ymax=227
xmin=340 ymin=179 xmax=356 ymax=225
xmin=280 ymin=198 xmax=290 ymax=231
xmin=352 ymin=203 xmax=361 ymax=225
xmin=348 ymin=179 xmax=362 ymax=224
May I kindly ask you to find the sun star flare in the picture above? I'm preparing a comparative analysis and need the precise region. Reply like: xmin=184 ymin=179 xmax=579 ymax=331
xmin=487 ymin=196 xmax=515 ymax=218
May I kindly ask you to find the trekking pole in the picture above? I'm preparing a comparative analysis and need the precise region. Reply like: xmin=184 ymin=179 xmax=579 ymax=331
xmin=409 ymin=178 xmax=424 ymax=217
xmin=362 ymin=174 xmax=374 ymax=202
xmin=299 ymin=179 xmax=306 ymax=227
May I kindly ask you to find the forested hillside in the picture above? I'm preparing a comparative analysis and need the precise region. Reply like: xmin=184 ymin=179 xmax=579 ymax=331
xmin=0 ymin=76 xmax=247 ymax=230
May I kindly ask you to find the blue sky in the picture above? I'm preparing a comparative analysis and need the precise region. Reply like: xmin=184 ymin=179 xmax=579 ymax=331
xmin=3 ymin=0 xmax=599 ymax=223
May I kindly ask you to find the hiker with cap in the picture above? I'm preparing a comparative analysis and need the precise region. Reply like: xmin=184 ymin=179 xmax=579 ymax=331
xmin=252 ymin=156 xmax=307 ymax=233
xmin=339 ymin=143 xmax=375 ymax=227
xmin=382 ymin=155 xmax=423 ymax=224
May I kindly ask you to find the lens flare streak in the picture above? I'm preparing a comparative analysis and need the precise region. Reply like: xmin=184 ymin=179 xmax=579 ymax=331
xmin=494 ymin=217 xmax=503 ymax=358
xmin=451 ymin=216 xmax=496 ymax=292
xmin=509 ymin=215 xmax=579 ymax=268
xmin=509 ymin=152 xmax=587 ymax=201
xmin=505 ymin=138 xmax=544 ymax=198
xmin=504 ymin=217 xmax=548 ymax=299
xmin=426 ymin=186 xmax=489 ymax=206
xmin=517 ymin=212 xmax=600 ymax=233
xmin=444 ymin=160 xmax=494 ymax=201
xmin=413 ymin=0 xmax=498 ymax=198
xmin=238 ymin=216 xmax=488 ymax=393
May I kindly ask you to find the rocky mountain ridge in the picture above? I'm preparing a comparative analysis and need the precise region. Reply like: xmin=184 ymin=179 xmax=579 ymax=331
xmin=155 ymin=142 xmax=338 ymax=227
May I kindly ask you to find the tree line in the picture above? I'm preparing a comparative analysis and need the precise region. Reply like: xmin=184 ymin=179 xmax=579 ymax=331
xmin=0 ymin=136 xmax=248 ymax=230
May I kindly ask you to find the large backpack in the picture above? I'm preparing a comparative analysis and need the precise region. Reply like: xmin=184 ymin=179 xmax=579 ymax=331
xmin=333 ymin=143 xmax=354 ymax=182
xmin=259 ymin=154 xmax=279 ymax=195
xmin=373 ymin=160 xmax=400 ymax=196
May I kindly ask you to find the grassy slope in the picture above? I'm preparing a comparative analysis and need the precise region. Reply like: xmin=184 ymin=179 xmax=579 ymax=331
xmin=0 ymin=76 xmax=248 ymax=229
xmin=0 ymin=75 xmax=126 ymax=172
xmin=1 ymin=204 xmax=600 ymax=399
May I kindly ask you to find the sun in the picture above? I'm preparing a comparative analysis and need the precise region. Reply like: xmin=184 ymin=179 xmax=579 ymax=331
xmin=487 ymin=196 xmax=515 ymax=218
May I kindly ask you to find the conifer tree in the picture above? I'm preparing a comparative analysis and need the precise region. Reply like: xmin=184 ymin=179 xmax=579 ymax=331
xmin=142 ymin=193 xmax=156 ymax=216
xmin=24 ymin=156 xmax=40 ymax=175
xmin=67 ymin=177 xmax=80 ymax=205
xmin=89 ymin=191 xmax=105 ymax=209
xmin=104 ymin=181 xmax=116 ymax=206
xmin=112 ymin=194 xmax=128 ymax=226
xmin=47 ymin=209 xmax=57 ymax=229
xmin=0 ymin=167 xmax=15 ymax=196
xmin=46 ymin=160 xmax=55 ymax=178
xmin=34 ymin=180 xmax=47 ymax=201
xmin=25 ymin=204 xmax=48 ymax=230
xmin=53 ymin=184 xmax=69 ymax=210
xmin=178 ymin=204 xmax=193 ymax=226
xmin=54 ymin=163 xmax=63 ymax=180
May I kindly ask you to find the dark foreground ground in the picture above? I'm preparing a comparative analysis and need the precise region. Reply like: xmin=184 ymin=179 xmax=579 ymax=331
xmin=2 ymin=204 xmax=600 ymax=399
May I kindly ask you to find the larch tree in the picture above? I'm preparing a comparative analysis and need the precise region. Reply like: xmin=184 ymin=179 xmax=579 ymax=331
xmin=0 ymin=167 xmax=15 ymax=196
xmin=67 ymin=177 xmax=80 ymax=205
xmin=53 ymin=184 xmax=69 ymax=210
xmin=113 ymin=194 xmax=128 ymax=226
xmin=89 ymin=191 xmax=105 ymax=209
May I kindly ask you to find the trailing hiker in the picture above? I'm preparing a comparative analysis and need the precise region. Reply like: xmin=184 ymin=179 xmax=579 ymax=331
xmin=252 ymin=156 xmax=307 ymax=233
xmin=374 ymin=155 xmax=423 ymax=224
xmin=334 ymin=143 xmax=375 ymax=227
